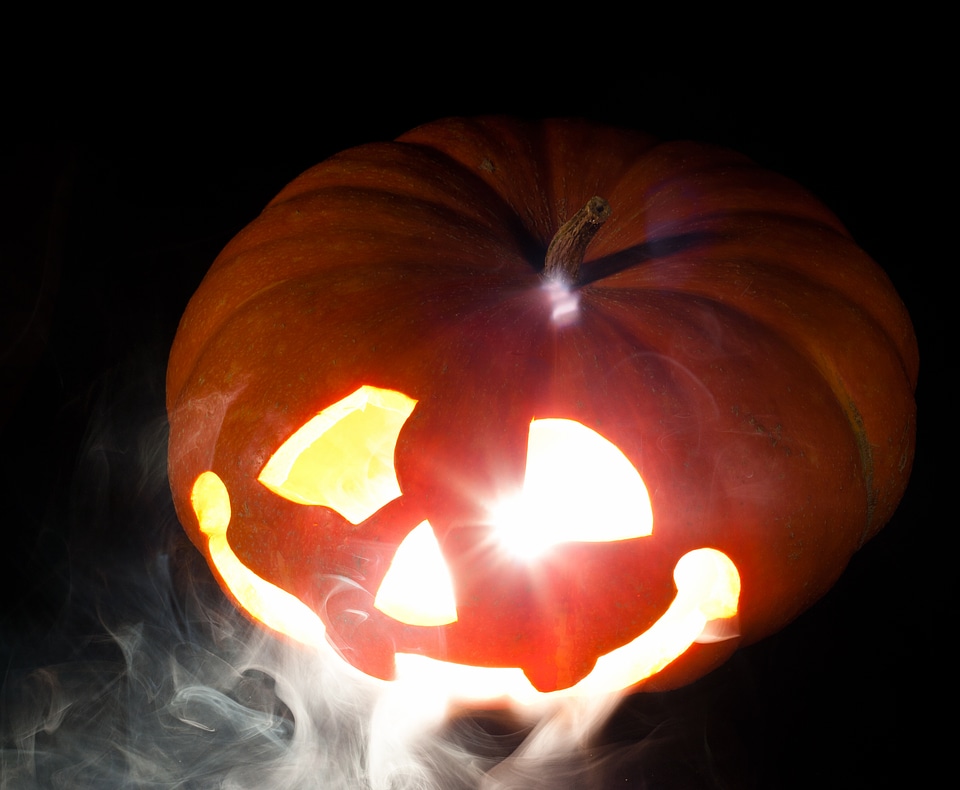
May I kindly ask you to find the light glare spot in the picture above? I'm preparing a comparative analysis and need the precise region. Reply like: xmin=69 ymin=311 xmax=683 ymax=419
xmin=543 ymin=280 xmax=580 ymax=325
xmin=490 ymin=419 xmax=653 ymax=559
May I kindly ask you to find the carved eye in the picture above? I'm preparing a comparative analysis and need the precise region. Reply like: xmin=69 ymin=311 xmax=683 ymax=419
xmin=374 ymin=418 xmax=656 ymax=627
xmin=256 ymin=385 xmax=458 ymax=627
xmin=194 ymin=395 xmax=657 ymax=658
xmin=489 ymin=418 xmax=653 ymax=558
xmin=258 ymin=385 xmax=417 ymax=524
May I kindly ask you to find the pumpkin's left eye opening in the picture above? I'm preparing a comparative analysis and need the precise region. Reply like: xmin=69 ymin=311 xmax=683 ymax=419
xmin=258 ymin=386 xmax=417 ymax=524
xmin=489 ymin=418 xmax=653 ymax=559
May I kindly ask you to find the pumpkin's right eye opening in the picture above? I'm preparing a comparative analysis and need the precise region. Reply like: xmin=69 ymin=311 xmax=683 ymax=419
xmin=258 ymin=385 xmax=417 ymax=524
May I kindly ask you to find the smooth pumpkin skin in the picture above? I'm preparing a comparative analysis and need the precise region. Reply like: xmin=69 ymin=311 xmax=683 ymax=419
xmin=167 ymin=117 xmax=917 ymax=693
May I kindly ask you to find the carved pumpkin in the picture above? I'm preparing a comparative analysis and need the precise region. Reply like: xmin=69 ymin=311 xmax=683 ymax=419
xmin=166 ymin=117 xmax=917 ymax=703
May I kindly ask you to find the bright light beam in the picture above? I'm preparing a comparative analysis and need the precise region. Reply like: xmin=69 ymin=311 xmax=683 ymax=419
xmin=489 ymin=419 xmax=653 ymax=559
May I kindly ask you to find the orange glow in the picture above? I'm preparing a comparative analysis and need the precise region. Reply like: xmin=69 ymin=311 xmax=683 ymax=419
xmin=191 ymin=400 xmax=742 ymax=702
xmin=374 ymin=520 xmax=458 ymax=626
xmin=394 ymin=548 xmax=740 ymax=703
xmin=490 ymin=419 xmax=653 ymax=558
xmin=258 ymin=386 xmax=417 ymax=524
xmin=191 ymin=470 xmax=327 ymax=648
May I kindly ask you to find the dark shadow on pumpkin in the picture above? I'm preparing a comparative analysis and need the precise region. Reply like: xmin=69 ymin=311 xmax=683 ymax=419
xmin=579 ymin=231 xmax=720 ymax=285
xmin=579 ymin=208 xmax=853 ymax=287
xmin=388 ymin=142 xmax=550 ymax=269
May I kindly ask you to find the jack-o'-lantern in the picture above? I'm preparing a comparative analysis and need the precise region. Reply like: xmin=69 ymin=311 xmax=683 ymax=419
xmin=166 ymin=117 xmax=917 ymax=703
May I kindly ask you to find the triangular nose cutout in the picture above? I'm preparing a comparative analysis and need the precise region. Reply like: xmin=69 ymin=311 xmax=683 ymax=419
xmin=374 ymin=521 xmax=458 ymax=626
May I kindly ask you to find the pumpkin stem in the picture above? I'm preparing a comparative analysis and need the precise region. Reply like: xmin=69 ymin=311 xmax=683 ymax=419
xmin=543 ymin=196 xmax=611 ymax=286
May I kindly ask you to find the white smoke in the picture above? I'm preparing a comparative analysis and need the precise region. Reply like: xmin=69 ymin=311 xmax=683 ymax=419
xmin=0 ymin=544 xmax=628 ymax=789
xmin=0 ymin=356 xmax=738 ymax=790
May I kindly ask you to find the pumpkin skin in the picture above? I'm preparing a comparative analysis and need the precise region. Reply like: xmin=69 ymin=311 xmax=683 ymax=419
xmin=166 ymin=117 xmax=917 ymax=699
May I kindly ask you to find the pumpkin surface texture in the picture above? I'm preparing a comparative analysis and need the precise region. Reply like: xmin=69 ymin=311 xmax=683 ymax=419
xmin=166 ymin=117 xmax=917 ymax=702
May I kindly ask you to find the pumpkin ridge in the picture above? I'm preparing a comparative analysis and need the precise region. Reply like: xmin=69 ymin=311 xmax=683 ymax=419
xmin=587 ymin=274 xmax=909 ymax=545
xmin=395 ymin=139 xmax=552 ymax=262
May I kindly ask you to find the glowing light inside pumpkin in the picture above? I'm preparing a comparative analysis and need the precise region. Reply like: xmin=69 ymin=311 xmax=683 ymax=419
xmin=490 ymin=418 xmax=653 ymax=559
xmin=191 ymin=387 xmax=741 ymax=701
xmin=191 ymin=470 xmax=326 ymax=648
xmin=373 ymin=520 xmax=457 ymax=625
xmin=258 ymin=385 xmax=417 ymax=524
xmin=394 ymin=548 xmax=740 ymax=703
xmin=192 ymin=466 xmax=740 ymax=700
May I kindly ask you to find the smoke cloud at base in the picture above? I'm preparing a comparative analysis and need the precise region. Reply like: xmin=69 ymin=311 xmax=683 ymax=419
xmin=0 ymin=350 xmax=753 ymax=788
xmin=0 ymin=548 xmax=667 ymax=789
xmin=1 ymin=608 xmax=737 ymax=789
xmin=0 ymin=357 xmax=736 ymax=790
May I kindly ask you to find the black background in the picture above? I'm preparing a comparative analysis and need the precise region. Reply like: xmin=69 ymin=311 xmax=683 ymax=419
xmin=1 ymin=47 xmax=944 ymax=789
